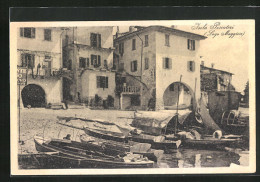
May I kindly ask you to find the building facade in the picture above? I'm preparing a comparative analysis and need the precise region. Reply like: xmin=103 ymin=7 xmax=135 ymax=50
xmin=114 ymin=26 xmax=207 ymax=111
xmin=62 ymin=27 xmax=117 ymax=107
xmin=17 ymin=27 xmax=64 ymax=107
xmin=200 ymin=63 xmax=235 ymax=92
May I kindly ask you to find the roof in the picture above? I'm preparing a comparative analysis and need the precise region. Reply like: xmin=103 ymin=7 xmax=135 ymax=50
xmin=201 ymin=65 xmax=234 ymax=75
xmin=114 ymin=26 xmax=207 ymax=42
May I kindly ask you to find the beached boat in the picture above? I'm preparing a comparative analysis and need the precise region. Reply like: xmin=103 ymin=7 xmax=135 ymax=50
xmin=181 ymin=137 xmax=243 ymax=149
xmin=34 ymin=135 xmax=154 ymax=168
xmin=83 ymin=125 xmax=181 ymax=150
xmin=83 ymin=126 xmax=127 ymax=142
xmin=80 ymin=134 xmax=164 ymax=162
xmin=172 ymin=131 xmax=243 ymax=149
xmin=130 ymin=133 xmax=182 ymax=150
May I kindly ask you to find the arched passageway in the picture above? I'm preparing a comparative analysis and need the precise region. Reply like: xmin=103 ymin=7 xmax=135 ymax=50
xmin=21 ymin=84 xmax=46 ymax=107
xmin=163 ymin=82 xmax=193 ymax=110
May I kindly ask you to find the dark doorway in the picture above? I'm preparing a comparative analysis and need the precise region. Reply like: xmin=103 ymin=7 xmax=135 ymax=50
xmin=63 ymin=77 xmax=72 ymax=101
xmin=21 ymin=84 xmax=46 ymax=107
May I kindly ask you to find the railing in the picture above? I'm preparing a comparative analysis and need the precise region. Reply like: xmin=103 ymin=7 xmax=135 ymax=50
xmin=122 ymin=86 xmax=140 ymax=94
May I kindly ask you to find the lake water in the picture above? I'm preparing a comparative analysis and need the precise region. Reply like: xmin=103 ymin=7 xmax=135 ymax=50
xmin=19 ymin=148 xmax=248 ymax=169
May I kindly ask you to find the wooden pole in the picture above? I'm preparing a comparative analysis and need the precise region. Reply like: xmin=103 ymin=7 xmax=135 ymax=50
xmin=175 ymin=75 xmax=182 ymax=135
xmin=18 ymin=84 xmax=21 ymax=143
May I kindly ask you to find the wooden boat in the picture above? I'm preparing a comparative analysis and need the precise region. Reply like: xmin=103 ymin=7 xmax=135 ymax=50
xmin=34 ymin=135 xmax=154 ymax=168
xmin=80 ymin=134 xmax=164 ymax=162
xmin=130 ymin=133 xmax=182 ymax=150
xmin=83 ymin=126 xmax=127 ymax=142
xmin=180 ymin=135 xmax=243 ymax=149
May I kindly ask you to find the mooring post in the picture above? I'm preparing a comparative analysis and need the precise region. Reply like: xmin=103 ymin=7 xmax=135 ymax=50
xmin=175 ymin=75 xmax=182 ymax=135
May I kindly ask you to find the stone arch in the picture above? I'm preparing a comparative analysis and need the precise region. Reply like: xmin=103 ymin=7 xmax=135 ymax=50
xmin=163 ymin=82 xmax=194 ymax=110
xmin=21 ymin=84 xmax=46 ymax=108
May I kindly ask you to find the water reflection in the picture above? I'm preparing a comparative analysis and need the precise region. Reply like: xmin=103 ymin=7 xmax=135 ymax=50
xmin=157 ymin=149 xmax=242 ymax=168
xmin=19 ymin=148 xmax=247 ymax=169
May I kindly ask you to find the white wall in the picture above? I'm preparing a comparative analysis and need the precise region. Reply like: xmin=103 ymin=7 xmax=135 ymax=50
xmin=155 ymin=31 xmax=201 ymax=110
xmin=17 ymin=27 xmax=63 ymax=104
xmin=65 ymin=27 xmax=114 ymax=49
xmin=20 ymin=77 xmax=63 ymax=104
xmin=81 ymin=70 xmax=116 ymax=100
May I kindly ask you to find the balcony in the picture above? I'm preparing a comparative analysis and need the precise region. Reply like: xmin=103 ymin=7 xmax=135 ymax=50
xmin=122 ymin=85 xmax=140 ymax=94
xmin=52 ymin=69 xmax=74 ymax=80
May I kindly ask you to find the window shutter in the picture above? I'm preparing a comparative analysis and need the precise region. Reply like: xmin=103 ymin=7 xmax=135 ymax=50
xmin=91 ymin=55 xmax=94 ymax=65
xmin=106 ymin=77 xmax=108 ymax=88
xmin=163 ymin=58 xmax=165 ymax=69
xmin=122 ymin=43 xmax=124 ymax=54
xmin=187 ymin=39 xmax=190 ymax=49
xmin=87 ymin=58 xmax=89 ymax=67
xmin=31 ymin=28 xmax=35 ymax=38
xmin=21 ymin=53 xmax=25 ymax=67
xmin=187 ymin=61 xmax=190 ymax=71
xmin=90 ymin=33 xmax=94 ymax=47
xmin=31 ymin=55 xmax=35 ymax=68
xmin=193 ymin=40 xmax=195 ymax=50
xmin=98 ymin=34 xmax=101 ymax=48
xmin=20 ymin=28 xmax=23 ymax=37
xmin=96 ymin=76 xmax=100 ymax=88
xmin=192 ymin=61 xmax=195 ymax=71
xmin=98 ymin=55 xmax=101 ymax=67
xmin=131 ymin=62 xmax=133 ymax=72
xmin=169 ymin=58 xmax=172 ymax=69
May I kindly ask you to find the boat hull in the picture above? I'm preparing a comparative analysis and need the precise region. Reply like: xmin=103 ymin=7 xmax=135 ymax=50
xmin=130 ymin=136 xmax=181 ymax=150
xmin=34 ymin=136 xmax=154 ymax=168
xmin=84 ymin=127 xmax=127 ymax=142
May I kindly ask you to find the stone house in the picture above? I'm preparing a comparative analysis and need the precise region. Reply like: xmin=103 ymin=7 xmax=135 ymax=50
xmin=62 ymin=27 xmax=117 ymax=108
xmin=17 ymin=27 xmax=64 ymax=107
xmin=113 ymin=26 xmax=207 ymax=111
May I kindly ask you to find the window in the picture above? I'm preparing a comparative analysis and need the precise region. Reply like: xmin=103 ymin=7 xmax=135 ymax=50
xmin=104 ymin=60 xmax=108 ymax=68
xmin=188 ymin=39 xmax=195 ymax=50
xmin=132 ymin=39 xmax=136 ymax=50
xmin=187 ymin=61 xmax=195 ymax=72
xmin=165 ymin=34 xmax=170 ymax=46
xmin=90 ymin=33 xmax=101 ymax=48
xmin=45 ymin=55 xmax=51 ymax=59
xmin=97 ymin=76 xmax=108 ymax=89
xmin=86 ymin=58 xmax=90 ymax=67
xmin=145 ymin=58 xmax=149 ymax=70
xmin=144 ymin=35 xmax=149 ymax=47
xmin=163 ymin=57 xmax=172 ymax=69
xmin=44 ymin=29 xmax=52 ymax=41
xmin=79 ymin=57 xmax=86 ymax=68
xmin=119 ymin=42 xmax=124 ymax=56
xmin=91 ymin=54 xmax=101 ymax=68
xmin=131 ymin=60 xmax=138 ymax=72
xmin=20 ymin=28 xmax=35 ymax=38
xmin=21 ymin=53 xmax=35 ymax=68
xmin=119 ymin=63 xmax=124 ymax=71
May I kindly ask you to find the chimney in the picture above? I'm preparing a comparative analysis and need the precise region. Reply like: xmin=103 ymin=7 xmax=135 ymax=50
xmin=211 ymin=63 xmax=215 ymax=68
xmin=129 ymin=26 xmax=134 ymax=32
xmin=201 ymin=61 xmax=204 ymax=66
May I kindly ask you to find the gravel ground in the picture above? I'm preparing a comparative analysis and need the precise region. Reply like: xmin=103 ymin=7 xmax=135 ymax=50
xmin=18 ymin=108 xmax=135 ymax=154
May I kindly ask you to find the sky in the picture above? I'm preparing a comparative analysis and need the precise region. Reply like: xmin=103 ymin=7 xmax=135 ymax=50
xmin=117 ymin=21 xmax=252 ymax=93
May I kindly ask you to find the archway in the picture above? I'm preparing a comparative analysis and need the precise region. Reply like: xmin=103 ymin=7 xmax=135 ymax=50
xmin=21 ymin=84 xmax=46 ymax=108
xmin=163 ymin=82 xmax=194 ymax=110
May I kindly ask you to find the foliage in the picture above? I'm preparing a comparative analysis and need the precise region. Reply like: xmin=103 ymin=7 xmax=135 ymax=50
xmin=107 ymin=95 xmax=114 ymax=107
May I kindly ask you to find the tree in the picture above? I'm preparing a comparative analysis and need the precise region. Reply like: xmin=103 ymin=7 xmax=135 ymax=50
xmin=243 ymin=81 xmax=249 ymax=106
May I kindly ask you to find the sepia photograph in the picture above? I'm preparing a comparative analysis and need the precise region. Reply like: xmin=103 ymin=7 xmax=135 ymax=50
xmin=10 ymin=20 xmax=255 ymax=175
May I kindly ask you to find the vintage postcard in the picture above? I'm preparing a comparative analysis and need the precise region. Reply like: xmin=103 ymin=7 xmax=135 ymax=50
xmin=10 ymin=20 xmax=255 ymax=175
